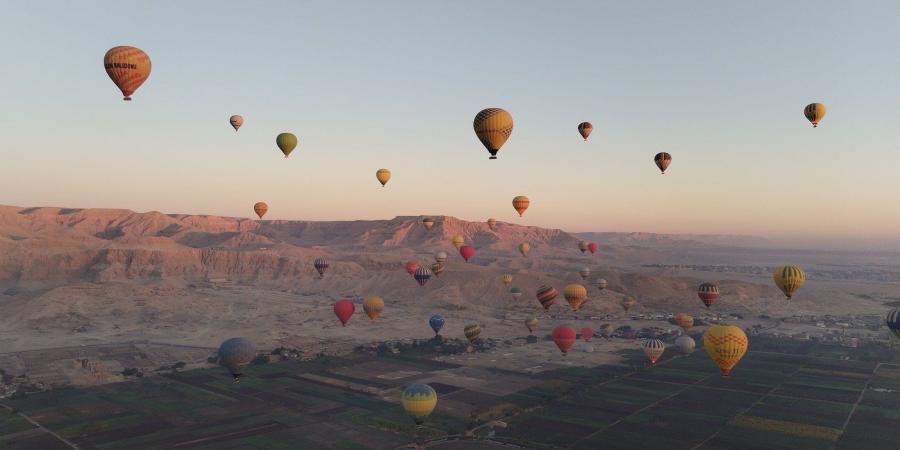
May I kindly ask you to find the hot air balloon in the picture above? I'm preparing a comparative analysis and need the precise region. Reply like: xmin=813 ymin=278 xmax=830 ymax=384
xmin=600 ymin=323 xmax=614 ymax=338
xmin=622 ymin=295 xmax=637 ymax=313
xmin=402 ymin=384 xmax=438 ymax=426
xmin=487 ymin=218 xmax=498 ymax=231
xmin=579 ymin=267 xmax=591 ymax=280
xmin=501 ymin=274 xmax=513 ymax=286
xmin=314 ymin=257 xmax=329 ymax=278
xmin=405 ymin=261 xmax=419 ymax=276
xmin=429 ymin=314 xmax=444 ymax=336
xmin=552 ymin=325 xmax=577 ymax=355
xmin=512 ymin=196 xmax=530 ymax=217
xmin=431 ymin=262 xmax=444 ymax=278
xmin=675 ymin=313 xmax=694 ymax=331
xmin=643 ymin=339 xmax=666 ymax=366
xmin=564 ymin=284 xmax=588 ymax=312
xmin=773 ymin=266 xmax=805 ymax=299
xmin=587 ymin=242 xmax=598 ymax=254
xmin=518 ymin=242 xmax=531 ymax=257
xmin=229 ymin=115 xmax=244 ymax=132
xmin=473 ymin=108 xmax=513 ymax=159
xmin=510 ymin=287 xmax=523 ymax=300
xmin=334 ymin=299 xmax=355 ymax=326
xmin=654 ymin=152 xmax=672 ymax=174
xmin=597 ymin=279 xmax=608 ymax=291
xmin=698 ymin=283 xmax=720 ymax=308
xmin=578 ymin=241 xmax=588 ymax=253
xmin=464 ymin=324 xmax=481 ymax=343
xmin=435 ymin=251 xmax=448 ymax=264
xmin=375 ymin=169 xmax=391 ymax=187
xmin=675 ymin=335 xmax=696 ymax=355
xmin=422 ymin=217 xmax=435 ymax=230
xmin=886 ymin=309 xmax=900 ymax=339
xmin=536 ymin=285 xmax=557 ymax=311
xmin=581 ymin=327 xmax=594 ymax=342
xmin=363 ymin=297 xmax=384 ymax=322
xmin=452 ymin=235 xmax=465 ymax=249
xmin=414 ymin=267 xmax=432 ymax=286
xmin=577 ymin=122 xmax=593 ymax=141
xmin=218 ymin=337 xmax=255 ymax=383
xmin=103 ymin=46 xmax=151 ymax=101
xmin=459 ymin=245 xmax=475 ymax=262
xmin=804 ymin=103 xmax=826 ymax=128
xmin=253 ymin=202 xmax=268 ymax=219
xmin=525 ymin=318 xmax=539 ymax=335
xmin=276 ymin=133 xmax=298 ymax=158
xmin=704 ymin=325 xmax=748 ymax=377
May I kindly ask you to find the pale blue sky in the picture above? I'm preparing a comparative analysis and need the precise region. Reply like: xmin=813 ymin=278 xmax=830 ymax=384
xmin=0 ymin=1 xmax=897 ymax=248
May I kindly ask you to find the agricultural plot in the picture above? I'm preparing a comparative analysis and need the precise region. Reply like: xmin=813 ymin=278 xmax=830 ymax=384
xmin=1 ymin=343 xmax=899 ymax=449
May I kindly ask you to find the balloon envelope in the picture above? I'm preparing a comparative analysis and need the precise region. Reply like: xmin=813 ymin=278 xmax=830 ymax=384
xmin=405 ymin=261 xmax=419 ymax=276
xmin=402 ymin=384 xmax=438 ymax=425
xmin=452 ymin=235 xmax=465 ymax=249
xmin=459 ymin=245 xmax=475 ymax=262
xmin=104 ymin=46 xmax=151 ymax=101
xmin=501 ymin=274 xmax=513 ymax=286
xmin=518 ymin=242 xmax=531 ymax=257
xmin=253 ymin=202 xmax=268 ymax=219
xmin=587 ymin=242 xmax=598 ymax=254
xmin=643 ymin=339 xmax=666 ymax=365
xmin=773 ymin=266 xmax=805 ymax=299
xmin=376 ymin=169 xmax=391 ymax=187
xmin=435 ymin=251 xmax=448 ymax=264
xmin=487 ymin=218 xmax=498 ymax=231
xmin=552 ymin=325 xmax=577 ymax=354
xmin=473 ymin=108 xmax=513 ymax=159
xmin=704 ymin=325 xmax=748 ymax=376
xmin=229 ymin=115 xmax=244 ymax=131
xmin=622 ymin=296 xmax=637 ymax=312
xmin=563 ymin=284 xmax=588 ymax=312
xmin=414 ymin=267 xmax=432 ymax=286
xmin=314 ymin=257 xmax=329 ymax=278
xmin=675 ymin=313 xmax=694 ymax=330
xmin=333 ymin=299 xmax=355 ymax=326
xmin=429 ymin=314 xmax=445 ymax=335
xmin=536 ymin=285 xmax=557 ymax=311
xmin=804 ymin=102 xmax=826 ymax=127
xmin=464 ymin=324 xmax=481 ymax=343
xmin=218 ymin=337 xmax=255 ymax=383
xmin=581 ymin=327 xmax=594 ymax=342
xmin=698 ymin=283 xmax=720 ymax=308
xmin=363 ymin=297 xmax=384 ymax=321
xmin=886 ymin=309 xmax=900 ymax=339
xmin=597 ymin=279 xmax=608 ymax=291
xmin=577 ymin=122 xmax=593 ymax=140
xmin=512 ymin=196 xmax=530 ymax=217
xmin=422 ymin=217 xmax=435 ymax=230
xmin=654 ymin=152 xmax=672 ymax=174
xmin=276 ymin=133 xmax=298 ymax=158
xmin=675 ymin=335 xmax=696 ymax=355
xmin=525 ymin=318 xmax=539 ymax=333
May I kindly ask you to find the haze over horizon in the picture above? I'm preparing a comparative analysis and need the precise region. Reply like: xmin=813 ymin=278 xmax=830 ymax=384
xmin=0 ymin=1 xmax=897 ymax=251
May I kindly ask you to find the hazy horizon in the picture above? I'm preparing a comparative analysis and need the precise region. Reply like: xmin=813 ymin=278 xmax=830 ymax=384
xmin=0 ymin=0 xmax=897 ymax=250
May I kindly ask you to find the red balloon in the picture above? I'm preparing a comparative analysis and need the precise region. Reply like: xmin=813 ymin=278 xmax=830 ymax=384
xmin=405 ymin=261 xmax=419 ymax=276
xmin=459 ymin=245 xmax=475 ymax=262
xmin=581 ymin=327 xmax=593 ymax=342
xmin=587 ymin=243 xmax=598 ymax=254
xmin=552 ymin=325 xmax=577 ymax=355
xmin=334 ymin=299 xmax=355 ymax=326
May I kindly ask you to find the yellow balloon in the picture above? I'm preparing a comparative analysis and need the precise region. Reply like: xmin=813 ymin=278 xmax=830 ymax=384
xmin=703 ymin=325 xmax=748 ymax=377
xmin=452 ymin=235 xmax=465 ymax=249
xmin=375 ymin=169 xmax=391 ymax=187
xmin=518 ymin=242 xmax=530 ymax=257
xmin=473 ymin=108 xmax=513 ymax=159
xmin=501 ymin=274 xmax=513 ymax=286
xmin=563 ymin=283 xmax=588 ymax=312
xmin=773 ymin=265 xmax=805 ymax=299
xmin=363 ymin=296 xmax=384 ymax=321
xmin=525 ymin=318 xmax=539 ymax=334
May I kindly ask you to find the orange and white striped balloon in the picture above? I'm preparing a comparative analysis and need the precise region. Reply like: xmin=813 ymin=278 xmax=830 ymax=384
xmin=103 ymin=46 xmax=151 ymax=101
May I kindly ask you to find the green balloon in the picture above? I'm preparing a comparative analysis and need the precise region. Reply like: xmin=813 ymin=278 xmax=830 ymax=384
xmin=276 ymin=133 xmax=298 ymax=158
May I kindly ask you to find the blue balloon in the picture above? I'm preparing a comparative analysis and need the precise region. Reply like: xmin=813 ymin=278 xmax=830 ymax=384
xmin=429 ymin=314 xmax=444 ymax=335
xmin=887 ymin=309 xmax=900 ymax=339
